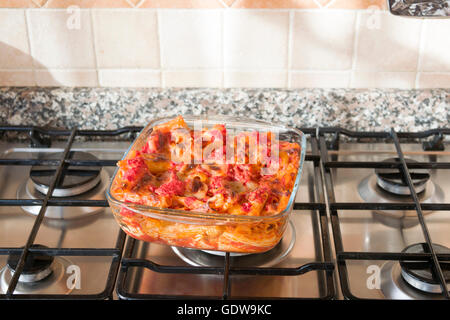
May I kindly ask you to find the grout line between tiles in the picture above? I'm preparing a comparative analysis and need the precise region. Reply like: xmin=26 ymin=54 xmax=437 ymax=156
xmin=156 ymin=68 xmax=361 ymax=73
xmin=28 ymin=67 xmax=106 ymax=71
xmin=89 ymin=9 xmax=100 ymax=87
xmin=323 ymin=0 xmax=338 ymax=9
xmin=135 ymin=0 xmax=147 ymax=8
xmin=287 ymin=10 xmax=294 ymax=88
xmin=34 ymin=69 xmax=100 ymax=73
xmin=125 ymin=0 xmax=136 ymax=8
xmin=0 ymin=8 xmax=389 ymax=12
xmin=222 ymin=8 xmax=229 ymax=87
xmin=96 ymin=69 xmax=161 ymax=72
xmin=349 ymin=11 xmax=361 ymax=88
xmin=290 ymin=70 xmax=352 ymax=74
xmin=156 ymin=9 xmax=165 ymax=88
xmin=217 ymin=0 xmax=228 ymax=8
xmin=24 ymin=9 xmax=37 ymax=86
xmin=10 ymin=68 xmax=399 ymax=73
xmin=220 ymin=9 xmax=224 ymax=88
xmin=415 ymin=19 xmax=427 ymax=89
xmin=0 ymin=69 xmax=35 ymax=72
xmin=31 ymin=0 xmax=49 ymax=8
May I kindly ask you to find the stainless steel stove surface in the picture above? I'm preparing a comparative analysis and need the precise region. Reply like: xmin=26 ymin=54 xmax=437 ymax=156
xmin=0 ymin=127 xmax=448 ymax=300
xmin=327 ymin=141 xmax=450 ymax=299
xmin=117 ymin=159 xmax=332 ymax=299
xmin=0 ymin=138 xmax=130 ymax=298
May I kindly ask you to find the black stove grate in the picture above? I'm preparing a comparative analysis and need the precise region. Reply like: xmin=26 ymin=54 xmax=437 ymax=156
xmin=115 ymin=129 xmax=336 ymax=300
xmin=0 ymin=125 xmax=336 ymax=300
xmin=0 ymin=125 xmax=142 ymax=300
xmin=319 ymin=127 xmax=450 ymax=300
xmin=1 ymin=125 xmax=448 ymax=300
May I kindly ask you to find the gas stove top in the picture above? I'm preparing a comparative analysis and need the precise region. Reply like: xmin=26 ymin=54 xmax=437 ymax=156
xmin=0 ymin=126 xmax=448 ymax=300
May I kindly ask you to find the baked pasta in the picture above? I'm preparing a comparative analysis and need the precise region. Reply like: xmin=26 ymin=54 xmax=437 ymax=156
xmin=109 ymin=116 xmax=302 ymax=253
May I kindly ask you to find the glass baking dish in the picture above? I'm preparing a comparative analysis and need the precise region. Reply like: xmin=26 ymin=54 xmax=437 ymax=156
xmin=106 ymin=115 xmax=306 ymax=254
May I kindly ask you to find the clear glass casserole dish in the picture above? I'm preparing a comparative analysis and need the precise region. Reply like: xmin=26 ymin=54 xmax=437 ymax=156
xmin=106 ymin=115 xmax=306 ymax=254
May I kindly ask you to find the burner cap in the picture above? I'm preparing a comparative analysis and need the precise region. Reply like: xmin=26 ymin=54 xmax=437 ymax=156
xmin=1 ymin=256 xmax=75 ymax=294
xmin=7 ymin=245 xmax=54 ymax=283
xmin=30 ymin=151 xmax=101 ymax=197
xmin=400 ymin=243 xmax=450 ymax=294
xmin=375 ymin=158 xmax=430 ymax=195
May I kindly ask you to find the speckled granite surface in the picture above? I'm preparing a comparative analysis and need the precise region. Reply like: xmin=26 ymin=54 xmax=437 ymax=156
xmin=0 ymin=87 xmax=448 ymax=132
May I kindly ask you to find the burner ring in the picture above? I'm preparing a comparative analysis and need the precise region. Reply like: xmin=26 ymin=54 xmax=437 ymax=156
xmin=0 ymin=256 xmax=74 ymax=295
xmin=30 ymin=151 xmax=102 ymax=197
xmin=34 ymin=174 xmax=102 ymax=197
xmin=6 ymin=245 xmax=54 ymax=283
xmin=380 ymin=261 xmax=445 ymax=300
xmin=376 ymin=175 xmax=427 ymax=195
xmin=358 ymin=175 xmax=444 ymax=227
xmin=400 ymin=243 xmax=450 ymax=294
xmin=171 ymin=220 xmax=296 ymax=268
xmin=17 ymin=169 xmax=109 ymax=219
xmin=375 ymin=158 xmax=430 ymax=196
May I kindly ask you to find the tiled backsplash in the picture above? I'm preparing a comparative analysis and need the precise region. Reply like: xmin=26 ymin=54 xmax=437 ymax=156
xmin=0 ymin=1 xmax=449 ymax=88
xmin=0 ymin=1 xmax=388 ymax=9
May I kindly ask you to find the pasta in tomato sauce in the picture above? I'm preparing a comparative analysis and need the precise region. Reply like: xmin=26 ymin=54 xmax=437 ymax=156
xmin=109 ymin=116 xmax=302 ymax=253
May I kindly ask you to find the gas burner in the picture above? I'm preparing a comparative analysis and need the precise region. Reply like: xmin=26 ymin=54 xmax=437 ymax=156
xmin=0 ymin=245 xmax=75 ymax=295
xmin=7 ymin=245 xmax=53 ymax=283
xmin=400 ymin=243 xmax=450 ymax=294
xmin=171 ymin=220 xmax=296 ymax=267
xmin=30 ymin=151 xmax=102 ymax=197
xmin=358 ymin=172 xmax=444 ymax=228
xmin=17 ymin=151 xmax=109 ymax=219
xmin=380 ymin=243 xmax=450 ymax=299
xmin=375 ymin=158 xmax=430 ymax=195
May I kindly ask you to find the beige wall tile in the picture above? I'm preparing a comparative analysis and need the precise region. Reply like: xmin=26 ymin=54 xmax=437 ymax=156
xmin=231 ymin=0 xmax=318 ymax=8
xmin=27 ymin=10 xmax=96 ymax=68
xmin=0 ymin=70 xmax=34 ymax=86
xmin=314 ymin=0 xmax=336 ymax=7
xmin=0 ymin=7 xmax=445 ymax=89
xmin=291 ymin=11 xmax=355 ymax=70
xmin=31 ymin=0 xmax=48 ymax=7
xmin=0 ymin=0 xmax=388 ymax=8
xmin=221 ymin=0 xmax=235 ymax=7
xmin=45 ymin=0 xmax=132 ymax=8
xmin=329 ymin=0 xmax=387 ymax=9
xmin=0 ymin=1 xmax=37 ymax=8
xmin=163 ymin=70 xmax=222 ymax=87
xmin=417 ymin=73 xmax=450 ymax=89
xmin=224 ymin=70 xmax=287 ymax=88
xmin=290 ymin=71 xmax=350 ymax=88
xmin=92 ymin=10 xmax=159 ymax=68
xmin=141 ymin=0 xmax=223 ymax=8
xmin=351 ymin=71 xmax=416 ymax=88
xmin=355 ymin=12 xmax=421 ymax=72
xmin=419 ymin=20 xmax=450 ymax=72
xmin=159 ymin=10 xmax=221 ymax=68
xmin=99 ymin=69 xmax=161 ymax=87
xmin=35 ymin=69 xmax=98 ymax=86
xmin=0 ymin=10 xmax=33 ymax=69
xmin=231 ymin=0 xmax=384 ymax=9
xmin=224 ymin=11 xmax=289 ymax=69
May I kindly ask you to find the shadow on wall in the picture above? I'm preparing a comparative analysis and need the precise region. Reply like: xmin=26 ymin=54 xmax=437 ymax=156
xmin=0 ymin=41 xmax=58 ymax=87
xmin=0 ymin=42 xmax=63 ymax=127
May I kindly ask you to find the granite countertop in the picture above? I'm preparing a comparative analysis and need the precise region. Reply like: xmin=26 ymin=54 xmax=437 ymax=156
xmin=0 ymin=87 xmax=449 ymax=132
